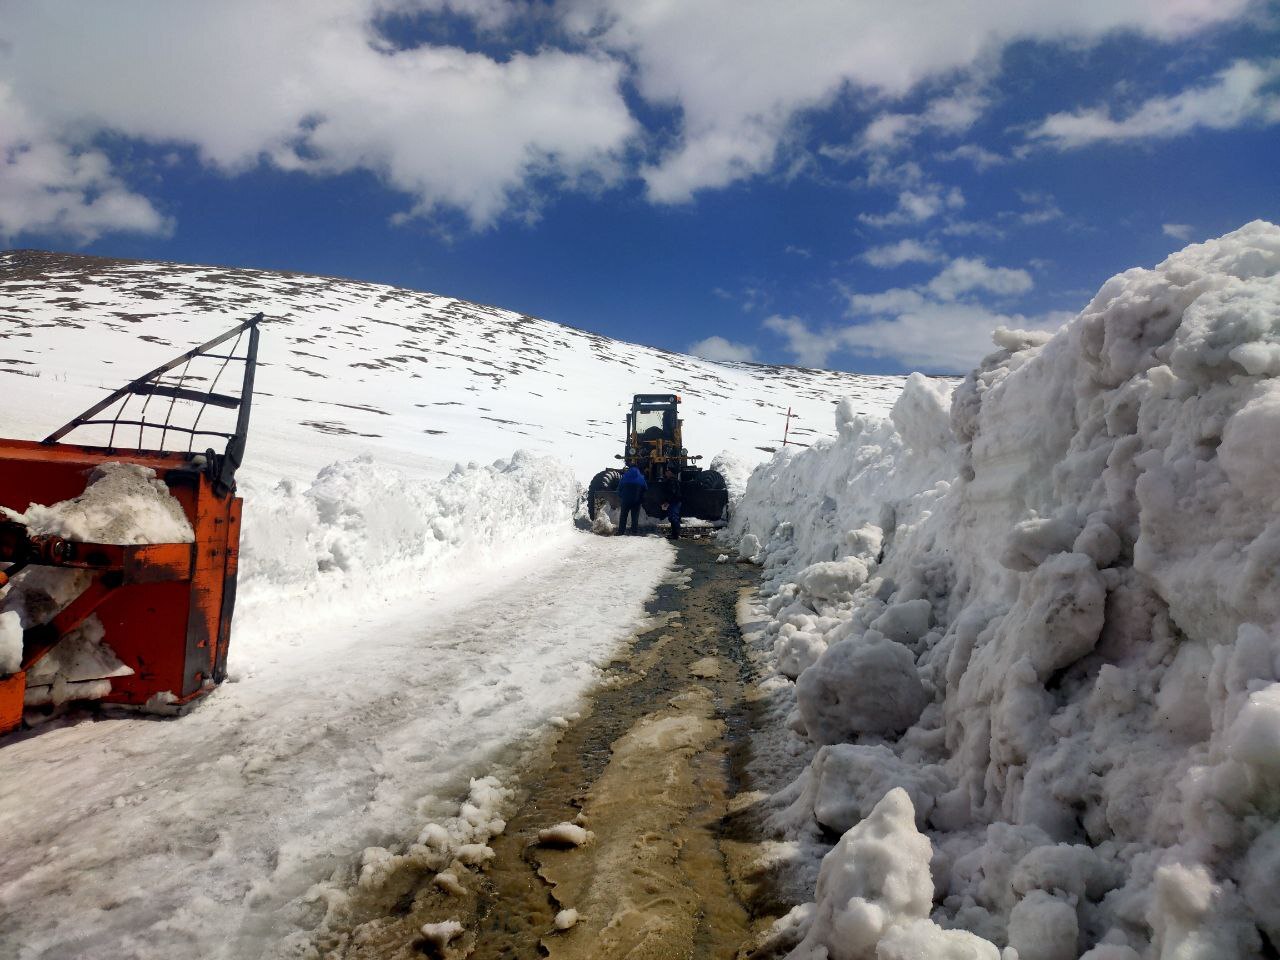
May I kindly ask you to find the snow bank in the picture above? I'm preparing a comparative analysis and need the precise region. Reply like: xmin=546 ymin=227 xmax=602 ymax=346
xmin=727 ymin=222 xmax=1280 ymax=958
xmin=234 ymin=449 xmax=579 ymax=625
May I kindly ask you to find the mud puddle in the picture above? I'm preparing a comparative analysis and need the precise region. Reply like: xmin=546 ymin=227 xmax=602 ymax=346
xmin=310 ymin=537 xmax=774 ymax=960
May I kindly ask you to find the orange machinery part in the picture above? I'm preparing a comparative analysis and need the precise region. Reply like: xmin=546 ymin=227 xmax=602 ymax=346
xmin=0 ymin=437 xmax=243 ymax=735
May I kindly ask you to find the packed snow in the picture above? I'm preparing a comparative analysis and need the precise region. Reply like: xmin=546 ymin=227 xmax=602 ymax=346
xmin=0 ymin=526 xmax=672 ymax=958
xmin=724 ymin=221 xmax=1280 ymax=958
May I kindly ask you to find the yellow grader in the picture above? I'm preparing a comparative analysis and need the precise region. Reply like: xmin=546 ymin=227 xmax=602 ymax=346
xmin=586 ymin=393 xmax=727 ymax=524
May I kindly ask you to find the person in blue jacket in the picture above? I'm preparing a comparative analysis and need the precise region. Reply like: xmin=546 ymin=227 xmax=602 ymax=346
xmin=616 ymin=461 xmax=647 ymax=535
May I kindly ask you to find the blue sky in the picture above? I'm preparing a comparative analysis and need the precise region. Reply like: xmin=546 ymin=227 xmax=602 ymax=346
xmin=1 ymin=1 xmax=1278 ymax=374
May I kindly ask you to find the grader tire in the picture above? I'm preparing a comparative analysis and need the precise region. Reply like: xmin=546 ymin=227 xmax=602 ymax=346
xmin=587 ymin=468 xmax=621 ymax=520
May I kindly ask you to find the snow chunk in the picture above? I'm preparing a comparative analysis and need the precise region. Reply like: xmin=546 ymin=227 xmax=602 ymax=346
xmin=1220 ymin=382 xmax=1280 ymax=507
xmin=12 ymin=462 xmax=193 ymax=544
xmin=710 ymin=450 xmax=753 ymax=503
xmin=992 ymin=326 xmax=1054 ymax=353
xmin=789 ymin=788 xmax=932 ymax=959
xmin=788 ymin=788 xmax=998 ymax=960
xmin=537 ymin=822 xmax=593 ymax=847
xmin=778 ymin=628 xmax=828 ymax=681
xmin=796 ymin=635 xmax=929 ymax=743
xmin=1227 ymin=682 xmax=1280 ymax=776
xmin=877 ymin=919 xmax=999 ymax=959
xmin=869 ymin=599 xmax=932 ymax=646
xmin=1242 ymin=824 xmax=1280 ymax=943
xmin=1072 ymin=516 xmax=1122 ymax=568
xmin=1006 ymin=890 xmax=1077 ymax=960
xmin=0 ymin=611 xmax=20 ymax=675
xmin=803 ymin=744 xmax=947 ymax=832
xmin=419 ymin=919 xmax=464 ymax=947
xmin=795 ymin=557 xmax=870 ymax=603
xmin=1000 ymin=517 xmax=1078 ymax=572
xmin=890 ymin=372 xmax=956 ymax=456
xmin=1229 ymin=340 xmax=1280 ymax=376
xmin=1006 ymin=552 xmax=1106 ymax=680
xmin=455 ymin=843 xmax=494 ymax=865
xmin=433 ymin=871 xmax=465 ymax=896
xmin=1148 ymin=862 xmax=1260 ymax=959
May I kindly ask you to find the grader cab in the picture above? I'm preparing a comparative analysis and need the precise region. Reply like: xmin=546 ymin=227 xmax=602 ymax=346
xmin=586 ymin=394 xmax=727 ymax=524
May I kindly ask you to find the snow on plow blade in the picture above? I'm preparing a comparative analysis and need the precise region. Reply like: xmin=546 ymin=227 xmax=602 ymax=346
xmin=0 ymin=314 xmax=260 ymax=736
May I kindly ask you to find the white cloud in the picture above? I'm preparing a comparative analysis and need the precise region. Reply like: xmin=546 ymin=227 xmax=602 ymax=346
xmin=1163 ymin=222 xmax=1195 ymax=241
xmin=0 ymin=1 xmax=637 ymax=237
xmin=767 ymin=304 xmax=1070 ymax=373
xmin=0 ymin=0 xmax=1263 ymax=239
xmin=926 ymin=257 xmax=1033 ymax=300
xmin=941 ymin=219 xmax=1004 ymax=239
xmin=1011 ymin=190 xmax=1063 ymax=226
xmin=860 ymin=186 xmax=964 ymax=227
xmin=766 ymin=255 xmax=1041 ymax=372
xmin=861 ymin=239 xmax=943 ymax=268
xmin=837 ymin=304 xmax=1070 ymax=372
xmin=1030 ymin=59 xmax=1280 ymax=149
xmin=860 ymin=114 xmax=917 ymax=152
xmin=847 ymin=287 xmax=930 ymax=315
xmin=847 ymin=255 xmax=1038 ymax=371
xmin=563 ymin=0 xmax=1253 ymax=201
xmin=860 ymin=92 xmax=988 ymax=152
xmin=0 ymin=84 xmax=170 ymax=243
xmin=939 ymin=143 xmax=1009 ymax=170
xmin=762 ymin=314 xmax=837 ymax=368
xmin=688 ymin=335 xmax=758 ymax=362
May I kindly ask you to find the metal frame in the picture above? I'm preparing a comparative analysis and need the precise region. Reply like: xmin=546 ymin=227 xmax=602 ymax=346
xmin=43 ymin=313 xmax=262 ymax=494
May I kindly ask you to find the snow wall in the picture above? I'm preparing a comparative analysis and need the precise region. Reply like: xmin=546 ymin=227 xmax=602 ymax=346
xmin=725 ymin=221 xmax=1280 ymax=959
xmin=233 ymin=449 xmax=579 ymax=640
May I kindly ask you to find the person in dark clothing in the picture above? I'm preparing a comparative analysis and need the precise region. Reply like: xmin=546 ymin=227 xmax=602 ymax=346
xmin=616 ymin=461 xmax=647 ymax=535
xmin=660 ymin=466 xmax=683 ymax=540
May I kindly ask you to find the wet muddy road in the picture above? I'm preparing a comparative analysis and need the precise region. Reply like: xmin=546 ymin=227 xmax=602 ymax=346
xmin=313 ymin=537 xmax=773 ymax=960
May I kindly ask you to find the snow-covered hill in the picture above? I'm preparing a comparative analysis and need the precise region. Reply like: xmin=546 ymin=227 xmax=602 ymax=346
xmin=0 ymin=249 xmax=905 ymax=485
